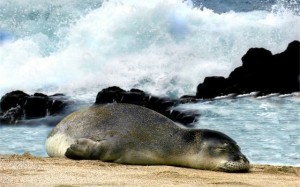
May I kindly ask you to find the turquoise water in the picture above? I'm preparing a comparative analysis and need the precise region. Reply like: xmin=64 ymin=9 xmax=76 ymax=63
xmin=0 ymin=125 xmax=52 ymax=156
xmin=0 ymin=95 xmax=299 ymax=166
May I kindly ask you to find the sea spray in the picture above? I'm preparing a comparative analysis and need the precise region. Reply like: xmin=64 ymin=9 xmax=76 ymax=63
xmin=0 ymin=0 xmax=299 ymax=99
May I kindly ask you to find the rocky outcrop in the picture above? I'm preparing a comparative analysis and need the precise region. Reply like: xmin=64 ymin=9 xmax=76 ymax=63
xmin=196 ymin=41 xmax=300 ymax=99
xmin=95 ymin=86 xmax=200 ymax=125
xmin=0 ymin=91 xmax=68 ymax=124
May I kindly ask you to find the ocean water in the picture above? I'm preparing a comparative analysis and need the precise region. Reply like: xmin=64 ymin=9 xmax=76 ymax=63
xmin=0 ymin=0 xmax=300 ymax=166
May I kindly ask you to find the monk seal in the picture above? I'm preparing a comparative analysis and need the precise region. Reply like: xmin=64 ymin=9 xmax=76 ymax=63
xmin=45 ymin=103 xmax=250 ymax=172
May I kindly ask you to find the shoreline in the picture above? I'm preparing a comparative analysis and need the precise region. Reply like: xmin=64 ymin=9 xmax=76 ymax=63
xmin=1 ymin=153 xmax=300 ymax=187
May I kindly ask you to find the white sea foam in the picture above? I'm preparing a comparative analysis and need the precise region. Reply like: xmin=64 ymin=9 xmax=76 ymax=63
xmin=0 ymin=0 xmax=299 ymax=99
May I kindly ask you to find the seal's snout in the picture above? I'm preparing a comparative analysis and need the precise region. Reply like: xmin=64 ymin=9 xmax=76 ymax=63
xmin=219 ymin=153 xmax=250 ymax=172
xmin=240 ymin=154 xmax=249 ymax=164
xmin=221 ymin=161 xmax=250 ymax=172
xmin=232 ymin=154 xmax=249 ymax=163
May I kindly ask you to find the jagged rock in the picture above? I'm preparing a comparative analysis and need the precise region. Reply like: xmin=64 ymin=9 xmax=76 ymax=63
xmin=48 ymin=99 xmax=66 ymax=115
xmin=179 ymin=95 xmax=198 ymax=104
xmin=95 ymin=86 xmax=126 ymax=103
xmin=23 ymin=96 xmax=48 ymax=118
xmin=196 ymin=76 xmax=228 ymax=98
xmin=0 ymin=91 xmax=68 ymax=124
xmin=0 ymin=90 xmax=29 ymax=112
xmin=196 ymin=41 xmax=300 ymax=99
xmin=0 ymin=106 xmax=23 ymax=124
xmin=96 ymin=86 xmax=149 ymax=106
xmin=95 ymin=86 xmax=199 ymax=126
xmin=146 ymin=96 xmax=178 ymax=114
xmin=169 ymin=109 xmax=200 ymax=125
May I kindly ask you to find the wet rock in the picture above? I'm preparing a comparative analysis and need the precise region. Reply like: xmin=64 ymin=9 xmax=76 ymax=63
xmin=196 ymin=76 xmax=228 ymax=98
xmin=146 ymin=96 xmax=178 ymax=114
xmin=196 ymin=41 xmax=300 ymax=99
xmin=0 ymin=90 xmax=29 ymax=112
xmin=0 ymin=106 xmax=23 ymax=124
xmin=0 ymin=91 xmax=68 ymax=124
xmin=179 ymin=95 xmax=198 ymax=103
xmin=169 ymin=109 xmax=200 ymax=125
xmin=95 ymin=86 xmax=126 ymax=103
xmin=271 ymin=41 xmax=300 ymax=94
xmin=48 ymin=99 xmax=66 ymax=115
xmin=95 ymin=87 xmax=199 ymax=126
xmin=23 ymin=96 xmax=48 ymax=118
xmin=95 ymin=86 xmax=149 ymax=106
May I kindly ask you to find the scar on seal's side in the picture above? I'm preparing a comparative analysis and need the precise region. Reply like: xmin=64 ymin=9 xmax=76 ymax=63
xmin=46 ymin=103 xmax=250 ymax=172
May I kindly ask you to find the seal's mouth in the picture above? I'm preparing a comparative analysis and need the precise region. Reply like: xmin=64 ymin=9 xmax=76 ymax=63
xmin=218 ymin=155 xmax=250 ymax=172
xmin=219 ymin=161 xmax=250 ymax=172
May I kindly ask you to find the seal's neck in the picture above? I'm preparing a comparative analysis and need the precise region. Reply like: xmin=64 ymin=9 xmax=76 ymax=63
xmin=181 ymin=129 xmax=202 ymax=144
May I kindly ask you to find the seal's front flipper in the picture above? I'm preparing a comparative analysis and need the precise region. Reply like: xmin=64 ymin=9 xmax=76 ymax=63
xmin=65 ymin=138 xmax=104 ymax=160
xmin=65 ymin=146 xmax=85 ymax=160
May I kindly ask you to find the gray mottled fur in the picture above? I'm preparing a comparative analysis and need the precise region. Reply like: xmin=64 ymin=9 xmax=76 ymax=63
xmin=46 ymin=103 xmax=250 ymax=172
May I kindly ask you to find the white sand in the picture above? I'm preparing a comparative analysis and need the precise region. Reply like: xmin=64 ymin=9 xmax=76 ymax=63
xmin=1 ymin=153 xmax=299 ymax=187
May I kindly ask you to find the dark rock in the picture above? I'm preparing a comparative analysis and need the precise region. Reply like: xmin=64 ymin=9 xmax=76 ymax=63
xmin=33 ymin=93 xmax=48 ymax=97
xmin=241 ymin=48 xmax=273 ymax=71
xmin=95 ymin=86 xmax=149 ymax=106
xmin=95 ymin=86 xmax=126 ymax=103
xmin=0 ymin=91 xmax=68 ymax=124
xmin=48 ymin=94 xmax=68 ymax=115
xmin=0 ymin=90 xmax=29 ymax=112
xmin=196 ymin=41 xmax=300 ymax=98
xmin=180 ymin=95 xmax=196 ymax=99
xmin=146 ymin=96 xmax=178 ymax=113
xmin=48 ymin=100 xmax=66 ymax=115
xmin=169 ymin=109 xmax=200 ymax=125
xmin=179 ymin=95 xmax=198 ymax=104
xmin=23 ymin=96 xmax=48 ymax=118
xmin=271 ymin=41 xmax=300 ymax=94
xmin=95 ymin=87 xmax=199 ymax=126
xmin=120 ymin=92 xmax=148 ymax=105
xmin=196 ymin=76 xmax=227 ymax=98
xmin=180 ymin=115 xmax=198 ymax=125
xmin=0 ymin=106 xmax=23 ymax=124
xmin=129 ymin=88 xmax=145 ymax=93
xmin=50 ymin=93 xmax=65 ymax=97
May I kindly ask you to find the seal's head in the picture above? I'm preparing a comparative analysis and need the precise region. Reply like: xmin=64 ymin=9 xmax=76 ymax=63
xmin=194 ymin=129 xmax=250 ymax=172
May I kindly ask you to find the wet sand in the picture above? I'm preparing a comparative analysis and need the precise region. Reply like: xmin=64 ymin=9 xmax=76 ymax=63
xmin=1 ymin=153 xmax=299 ymax=187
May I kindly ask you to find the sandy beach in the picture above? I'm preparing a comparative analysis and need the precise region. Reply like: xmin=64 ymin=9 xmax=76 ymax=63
xmin=0 ymin=153 xmax=299 ymax=187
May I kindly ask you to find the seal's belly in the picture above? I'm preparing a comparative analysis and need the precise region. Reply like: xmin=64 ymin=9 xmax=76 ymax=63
xmin=114 ymin=150 xmax=166 ymax=165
